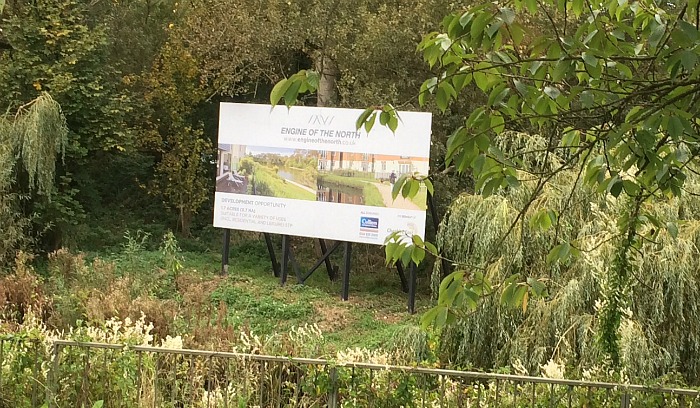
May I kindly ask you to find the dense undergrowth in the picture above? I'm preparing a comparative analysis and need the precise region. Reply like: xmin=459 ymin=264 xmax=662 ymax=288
xmin=0 ymin=230 xmax=426 ymax=354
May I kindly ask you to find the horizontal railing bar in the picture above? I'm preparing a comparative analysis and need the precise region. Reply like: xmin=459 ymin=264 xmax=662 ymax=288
xmin=49 ymin=340 xmax=700 ymax=396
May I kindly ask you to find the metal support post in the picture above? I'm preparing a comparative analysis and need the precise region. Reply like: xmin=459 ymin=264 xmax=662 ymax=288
xmin=221 ymin=229 xmax=231 ymax=275
xmin=280 ymin=235 xmax=290 ymax=286
xmin=408 ymin=262 xmax=417 ymax=314
xmin=396 ymin=261 xmax=409 ymax=293
xmin=341 ymin=242 xmax=352 ymax=301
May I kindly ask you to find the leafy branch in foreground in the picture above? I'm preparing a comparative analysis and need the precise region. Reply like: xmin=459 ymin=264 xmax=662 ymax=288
xmin=413 ymin=0 xmax=700 ymax=363
xmin=272 ymin=0 xmax=700 ymax=367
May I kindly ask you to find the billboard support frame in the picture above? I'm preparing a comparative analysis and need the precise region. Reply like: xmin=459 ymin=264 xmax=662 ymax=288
xmin=301 ymin=240 xmax=342 ymax=282
xmin=263 ymin=233 xmax=281 ymax=277
xmin=221 ymin=229 xmax=418 ymax=313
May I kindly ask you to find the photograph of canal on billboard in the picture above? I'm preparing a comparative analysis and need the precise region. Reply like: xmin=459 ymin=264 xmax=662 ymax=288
xmin=213 ymin=103 xmax=432 ymax=245
xmin=216 ymin=144 xmax=429 ymax=210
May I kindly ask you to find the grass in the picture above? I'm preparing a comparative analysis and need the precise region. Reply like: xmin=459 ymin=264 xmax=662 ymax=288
xmin=213 ymin=236 xmax=428 ymax=352
xmin=363 ymin=184 xmax=385 ymax=207
xmin=254 ymin=165 xmax=315 ymax=200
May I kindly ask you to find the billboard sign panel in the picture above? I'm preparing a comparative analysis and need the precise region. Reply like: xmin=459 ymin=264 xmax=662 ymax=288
xmin=214 ymin=103 xmax=432 ymax=245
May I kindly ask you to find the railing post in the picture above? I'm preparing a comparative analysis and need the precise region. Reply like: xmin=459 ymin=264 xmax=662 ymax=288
xmin=46 ymin=343 xmax=63 ymax=408
xmin=0 ymin=339 xmax=4 ymax=391
xmin=328 ymin=366 xmax=339 ymax=408
xmin=620 ymin=390 xmax=631 ymax=408
xmin=32 ymin=340 xmax=39 ymax=408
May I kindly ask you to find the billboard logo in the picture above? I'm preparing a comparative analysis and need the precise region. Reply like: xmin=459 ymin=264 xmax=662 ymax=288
xmin=360 ymin=217 xmax=379 ymax=229
xmin=308 ymin=114 xmax=335 ymax=126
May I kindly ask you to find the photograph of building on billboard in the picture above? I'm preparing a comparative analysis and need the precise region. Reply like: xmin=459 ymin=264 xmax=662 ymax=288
xmin=216 ymin=144 xmax=428 ymax=210
xmin=213 ymin=103 xmax=432 ymax=245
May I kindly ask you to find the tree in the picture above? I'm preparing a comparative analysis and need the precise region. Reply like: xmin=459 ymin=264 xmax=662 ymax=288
xmin=0 ymin=93 xmax=67 ymax=267
xmin=143 ymin=40 xmax=212 ymax=236
xmin=0 ymin=0 xmax=134 ymax=248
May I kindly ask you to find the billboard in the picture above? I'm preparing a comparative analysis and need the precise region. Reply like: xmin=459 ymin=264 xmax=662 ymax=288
xmin=214 ymin=103 xmax=432 ymax=245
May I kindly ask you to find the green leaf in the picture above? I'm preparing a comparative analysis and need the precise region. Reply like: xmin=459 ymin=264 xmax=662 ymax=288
xmin=525 ymin=0 xmax=537 ymax=13
xmin=452 ymin=72 xmax=471 ymax=92
xmin=436 ymin=86 xmax=449 ymax=112
xmin=463 ymin=289 xmax=479 ymax=310
xmin=470 ymin=12 xmax=491 ymax=40
xmin=420 ymin=306 xmax=441 ymax=329
xmin=486 ymin=20 xmax=504 ymax=38
xmin=392 ymin=175 xmax=408 ymax=200
xmin=490 ymin=112 xmax=505 ymax=133
xmin=385 ymin=242 xmax=399 ymax=262
xmin=544 ymin=86 xmax=561 ymax=100
xmin=364 ymin=112 xmax=377 ymax=133
xmin=582 ymin=52 xmax=598 ymax=67
xmin=500 ymin=7 xmax=516 ymax=24
xmin=622 ymin=180 xmax=640 ymax=196
xmin=379 ymin=111 xmax=389 ymax=126
xmin=667 ymin=116 xmax=684 ymax=140
xmin=355 ymin=108 xmax=373 ymax=131
xmin=610 ymin=179 xmax=623 ymax=197
xmin=527 ymin=277 xmax=547 ymax=297
xmin=580 ymin=91 xmax=594 ymax=108
xmin=424 ymin=178 xmax=434 ymax=195
xmin=419 ymin=77 xmax=438 ymax=106
xmin=510 ymin=23 xmax=525 ymax=46
xmin=401 ymin=244 xmax=413 ymax=266
xmin=306 ymin=70 xmax=320 ymax=90
xmin=270 ymin=79 xmax=291 ymax=106
xmin=92 ymin=402 xmax=104 ymax=408
xmin=551 ymin=60 xmax=570 ymax=81
xmin=500 ymin=282 xmax=515 ymax=306
xmin=407 ymin=179 xmax=420 ymax=198
xmin=412 ymin=235 xmax=425 ymax=248
xmin=435 ymin=306 xmax=448 ymax=327
xmin=649 ymin=23 xmax=666 ymax=49
xmin=546 ymin=243 xmax=571 ymax=264
xmin=388 ymin=113 xmax=399 ymax=133
xmin=283 ymin=79 xmax=302 ymax=106
xmin=667 ymin=222 xmax=679 ymax=239
xmin=411 ymin=246 xmax=426 ymax=264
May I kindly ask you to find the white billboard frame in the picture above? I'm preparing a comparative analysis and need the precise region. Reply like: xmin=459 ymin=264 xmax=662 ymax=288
xmin=213 ymin=103 xmax=432 ymax=246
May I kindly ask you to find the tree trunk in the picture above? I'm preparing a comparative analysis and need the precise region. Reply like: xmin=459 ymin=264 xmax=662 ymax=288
xmin=314 ymin=51 xmax=339 ymax=258
xmin=179 ymin=206 xmax=192 ymax=237
xmin=315 ymin=51 xmax=338 ymax=107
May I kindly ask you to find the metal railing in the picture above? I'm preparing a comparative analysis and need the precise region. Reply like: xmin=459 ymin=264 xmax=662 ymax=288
xmin=1 ymin=338 xmax=699 ymax=407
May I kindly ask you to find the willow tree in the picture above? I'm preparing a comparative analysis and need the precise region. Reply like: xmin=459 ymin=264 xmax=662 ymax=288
xmin=426 ymin=131 xmax=700 ymax=383
xmin=0 ymin=93 xmax=67 ymax=267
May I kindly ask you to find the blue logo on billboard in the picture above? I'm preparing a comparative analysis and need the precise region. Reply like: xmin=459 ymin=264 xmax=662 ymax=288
xmin=360 ymin=217 xmax=379 ymax=229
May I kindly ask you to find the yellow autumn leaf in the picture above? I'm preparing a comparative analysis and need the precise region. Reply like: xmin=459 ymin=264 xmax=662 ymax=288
xmin=33 ymin=82 xmax=42 ymax=91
